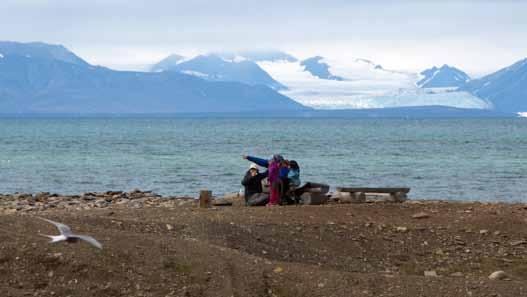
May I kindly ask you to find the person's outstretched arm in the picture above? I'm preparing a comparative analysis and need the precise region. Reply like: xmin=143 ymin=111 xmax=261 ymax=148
xmin=244 ymin=155 xmax=269 ymax=168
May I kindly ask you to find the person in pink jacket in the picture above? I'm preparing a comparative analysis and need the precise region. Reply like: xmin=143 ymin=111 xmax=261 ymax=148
xmin=267 ymin=154 xmax=283 ymax=206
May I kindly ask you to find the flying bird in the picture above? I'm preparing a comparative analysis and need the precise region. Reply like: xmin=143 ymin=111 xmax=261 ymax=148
xmin=38 ymin=217 xmax=102 ymax=249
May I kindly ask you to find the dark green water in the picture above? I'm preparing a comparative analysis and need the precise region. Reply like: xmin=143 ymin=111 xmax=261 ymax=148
xmin=0 ymin=117 xmax=526 ymax=201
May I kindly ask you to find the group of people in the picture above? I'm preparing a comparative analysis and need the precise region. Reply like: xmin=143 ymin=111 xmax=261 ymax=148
xmin=241 ymin=154 xmax=301 ymax=206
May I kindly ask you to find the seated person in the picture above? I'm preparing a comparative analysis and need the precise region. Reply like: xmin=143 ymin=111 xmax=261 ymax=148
xmin=280 ymin=160 xmax=301 ymax=204
xmin=241 ymin=163 xmax=267 ymax=204
xmin=287 ymin=160 xmax=301 ymax=188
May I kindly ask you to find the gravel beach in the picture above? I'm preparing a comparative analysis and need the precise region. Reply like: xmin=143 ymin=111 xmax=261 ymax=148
xmin=1 ymin=191 xmax=527 ymax=296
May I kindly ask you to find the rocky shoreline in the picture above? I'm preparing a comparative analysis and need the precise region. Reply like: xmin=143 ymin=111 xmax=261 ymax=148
xmin=0 ymin=190 xmax=197 ymax=214
xmin=2 ymin=189 xmax=526 ymax=215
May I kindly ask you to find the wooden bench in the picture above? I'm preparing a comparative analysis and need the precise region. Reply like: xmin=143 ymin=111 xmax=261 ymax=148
xmin=335 ymin=187 xmax=410 ymax=203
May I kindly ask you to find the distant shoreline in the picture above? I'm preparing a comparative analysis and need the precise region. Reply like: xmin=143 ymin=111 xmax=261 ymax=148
xmin=0 ymin=106 xmax=516 ymax=118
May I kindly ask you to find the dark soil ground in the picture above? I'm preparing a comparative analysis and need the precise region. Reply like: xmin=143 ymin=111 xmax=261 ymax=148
xmin=2 ymin=200 xmax=527 ymax=296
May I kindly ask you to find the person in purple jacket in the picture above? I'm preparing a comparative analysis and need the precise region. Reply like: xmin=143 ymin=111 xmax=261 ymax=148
xmin=267 ymin=157 xmax=281 ymax=206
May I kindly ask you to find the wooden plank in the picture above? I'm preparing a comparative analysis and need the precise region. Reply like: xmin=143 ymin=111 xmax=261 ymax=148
xmin=336 ymin=187 xmax=410 ymax=194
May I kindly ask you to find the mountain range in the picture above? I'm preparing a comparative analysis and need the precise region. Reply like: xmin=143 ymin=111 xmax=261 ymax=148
xmin=159 ymin=51 xmax=524 ymax=113
xmin=0 ymin=42 xmax=306 ymax=113
xmin=0 ymin=41 xmax=526 ymax=114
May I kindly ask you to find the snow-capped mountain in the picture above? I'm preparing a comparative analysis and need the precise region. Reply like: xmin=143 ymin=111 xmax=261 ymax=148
xmin=151 ymin=54 xmax=286 ymax=90
xmin=463 ymin=58 xmax=527 ymax=113
xmin=257 ymin=56 xmax=489 ymax=109
xmin=417 ymin=65 xmax=470 ymax=88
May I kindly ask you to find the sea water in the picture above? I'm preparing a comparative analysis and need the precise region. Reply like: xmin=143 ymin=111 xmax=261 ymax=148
xmin=0 ymin=117 xmax=526 ymax=202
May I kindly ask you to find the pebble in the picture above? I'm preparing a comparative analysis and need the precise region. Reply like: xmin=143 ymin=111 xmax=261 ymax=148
xmin=411 ymin=212 xmax=430 ymax=219
xmin=424 ymin=270 xmax=438 ymax=277
xmin=396 ymin=226 xmax=408 ymax=233
xmin=510 ymin=240 xmax=526 ymax=246
xmin=488 ymin=270 xmax=508 ymax=280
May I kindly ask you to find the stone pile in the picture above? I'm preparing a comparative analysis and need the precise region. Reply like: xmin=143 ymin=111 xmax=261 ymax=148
xmin=0 ymin=189 xmax=197 ymax=213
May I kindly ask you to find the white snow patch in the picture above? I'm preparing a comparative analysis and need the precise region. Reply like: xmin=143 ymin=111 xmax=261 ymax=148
xmin=181 ymin=70 xmax=210 ymax=78
xmin=416 ymin=69 xmax=440 ymax=87
xmin=518 ymin=112 xmax=527 ymax=118
xmin=0 ymin=53 xmax=3 ymax=59
xmin=219 ymin=55 xmax=247 ymax=63
xmin=175 ymin=56 xmax=194 ymax=65
xmin=232 ymin=55 xmax=247 ymax=63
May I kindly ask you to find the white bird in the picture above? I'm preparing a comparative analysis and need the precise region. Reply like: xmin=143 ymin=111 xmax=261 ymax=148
xmin=38 ymin=217 xmax=102 ymax=249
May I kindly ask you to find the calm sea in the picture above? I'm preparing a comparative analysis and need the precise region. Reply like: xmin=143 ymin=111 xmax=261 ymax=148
xmin=0 ymin=117 xmax=526 ymax=202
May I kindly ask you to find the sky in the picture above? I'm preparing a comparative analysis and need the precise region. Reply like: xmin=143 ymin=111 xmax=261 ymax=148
xmin=1 ymin=0 xmax=526 ymax=76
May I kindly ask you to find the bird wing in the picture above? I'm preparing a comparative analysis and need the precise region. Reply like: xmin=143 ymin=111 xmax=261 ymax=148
xmin=38 ymin=217 xmax=72 ymax=236
xmin=72 ymin=234 xmax=103 ymax=249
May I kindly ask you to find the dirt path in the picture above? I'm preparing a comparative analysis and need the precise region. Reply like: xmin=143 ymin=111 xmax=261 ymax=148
xmin=1 ymin=201 xmax=527 ymax=296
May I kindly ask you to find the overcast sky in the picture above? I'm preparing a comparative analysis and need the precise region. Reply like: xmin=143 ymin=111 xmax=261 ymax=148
xmin=1 ymin=0 xmax=526 ymax=75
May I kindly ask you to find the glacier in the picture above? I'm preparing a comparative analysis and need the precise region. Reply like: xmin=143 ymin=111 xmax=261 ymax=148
xmin=257 ymin=58 xmax=490 ymax=109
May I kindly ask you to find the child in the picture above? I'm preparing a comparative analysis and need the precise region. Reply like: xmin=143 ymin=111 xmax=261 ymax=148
xmin=287 ymin=160 xmax=301 ymax=188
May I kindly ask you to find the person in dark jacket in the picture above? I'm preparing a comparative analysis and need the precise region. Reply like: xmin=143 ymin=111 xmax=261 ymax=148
xmin=241 ymin=163 xmax=267 ymax=204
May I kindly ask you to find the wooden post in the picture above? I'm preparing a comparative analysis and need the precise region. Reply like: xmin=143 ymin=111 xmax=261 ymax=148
xmin=199 ymin=190 xmax=212 ymax=208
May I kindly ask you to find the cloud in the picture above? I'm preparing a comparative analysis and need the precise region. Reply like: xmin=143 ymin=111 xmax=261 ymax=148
xmin=0 ymin=0 xmax=525 ymax=73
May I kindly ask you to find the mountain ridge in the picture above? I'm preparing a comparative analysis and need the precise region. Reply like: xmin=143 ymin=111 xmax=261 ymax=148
xmin=0 ymin=42 xmax=308 ymax=113
xmin=463 ymin=58 xmax=527 ymax=113
xmin=151 ymin=53 xmax=286 ymax=90
xmin=0 ymin=41 xmax=88 ymax=66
